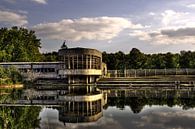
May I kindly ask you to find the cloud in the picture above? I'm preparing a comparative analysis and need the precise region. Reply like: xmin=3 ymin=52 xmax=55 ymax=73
xmin=186 ymin=4 xmax=195 ymax=8
xmin=31 ymin=0 xmax=47 ymax=4
xmin=130 ymin=9 xmax=195 ymax=45
xmin=149 ymin=12 xmax=155 ymax=16
xmin=133 ymin=108 xmax=195 ymax=129
xmin=32 ymin=16 xmax=143 ymax=41
xmin=130 ymin=27 xmax=195 ymax=45
xmin=161 ymin=10 xmax=189 ymax=27
xmin=0 ymin=10 xmax=28 ymax=26
xmin=161 ymin=28 xmax=195 ymax=37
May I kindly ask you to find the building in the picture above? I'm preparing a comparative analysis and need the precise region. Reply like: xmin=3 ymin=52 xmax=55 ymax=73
xmin=58 ymin=47 xmax=105 ymax=84
xmin=0 ymin=47 xmax=107 ymax=84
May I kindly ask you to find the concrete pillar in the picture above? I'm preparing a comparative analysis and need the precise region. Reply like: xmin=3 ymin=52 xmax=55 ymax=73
xmin=90 ymin=101 xmax=92 ymax=116
xmin=86 ymin=85 xmax=88 ymax=93
xmin=89 ymin=76 xmax=92 ymax=83
xmin=86 ymin=76 xmax=88 ymax=84
xmin=72 ymin=76 xmax=74 ymax=84
xmin=72 ymin=56 xmax=74 ymax=69
xmin=68 ymin=76 xmax=71 ymax=84
xmin=77 ymin=55 xmax=78 ymax=69
xmin=87 ymin=101 xmax=89 ymax=116
xmin=86 ymin=55 xmax=88 ymax=69
xmin=90 ymin=55 xmax=92 ymax=69
xmin=68 ymin=56 xmax=70 ymax=69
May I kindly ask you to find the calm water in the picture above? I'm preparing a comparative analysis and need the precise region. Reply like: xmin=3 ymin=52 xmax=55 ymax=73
xmin=1 ymin=87 xmax=195 ymax=129
xmin=39 ymin=105 xmax=195 ymax=129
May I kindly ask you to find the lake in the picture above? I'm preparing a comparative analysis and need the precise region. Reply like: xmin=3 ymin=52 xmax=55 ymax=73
xmin=1 ymin=87 xmax=195 ymax=129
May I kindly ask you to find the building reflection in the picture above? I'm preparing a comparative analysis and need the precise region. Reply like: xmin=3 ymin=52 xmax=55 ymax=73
xmin=57 ymin=85 xmax=107 ymax=123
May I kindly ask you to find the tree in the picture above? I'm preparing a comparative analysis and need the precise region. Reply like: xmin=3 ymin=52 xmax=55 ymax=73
xmin=0 ymin=27 xmax=43 ymax=62
xmin=127 ymin=48 xmax=146 ymax=69
xmin=42 ymin=51 xmax=58 ymax=61
xmin=0 ymin=66 xmax=23 ymax=85
xmin=115 ymin=51 xmax=126 ymax=70
xmin=164 ymin=52 xmax=179 ymax=68
xmin=179 ymin=51 xmax=195 ymax=68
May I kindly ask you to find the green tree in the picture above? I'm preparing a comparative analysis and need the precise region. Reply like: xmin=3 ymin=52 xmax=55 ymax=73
xmin=180 ymin=51 xmax=195 ymax=68
xmin=0 ymin=106 xmax=41 ymax=129
xmin=127 ymin=48 xmax=146 ymax=69
xmin=43 ymin=51 xmax=58 ymax=61
xmin=115 ymin=51 xmax=126 ymax=69
xmin=164 ymin=52 xmax=180 ymax=68
xmin=0 ymin=27 xmax=43 ymax=62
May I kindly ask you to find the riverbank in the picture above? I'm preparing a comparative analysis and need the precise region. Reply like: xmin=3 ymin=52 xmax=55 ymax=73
xmin=97 ymin=75 xmax=195 ymax=89
xmin=0 ymin=84 xmax=24 ymax=89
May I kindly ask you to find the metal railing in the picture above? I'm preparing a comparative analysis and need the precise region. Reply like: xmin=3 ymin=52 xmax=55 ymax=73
xmin=107 ymin=69 xmax=195 ymax=77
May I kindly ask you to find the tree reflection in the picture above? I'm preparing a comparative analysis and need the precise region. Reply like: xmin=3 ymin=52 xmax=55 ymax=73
xmin=107 ymin=95 xmax=195 ymax=114
xmin=0 ymin=106 xmax=41 ymax=129
xmin=0 ymin=89 xmax=41 ymax=129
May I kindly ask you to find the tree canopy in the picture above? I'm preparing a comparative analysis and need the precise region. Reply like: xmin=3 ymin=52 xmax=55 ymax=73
xmin=0 ymin=27 xmax=42 ymax=62
xmin=102 ymin=48 xmax=195 ymax=70
xmin=0 ymin=66 xmax=23 ymax=85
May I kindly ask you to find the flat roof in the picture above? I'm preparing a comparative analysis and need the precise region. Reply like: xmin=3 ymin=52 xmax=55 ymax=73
xmin=0 ymin=62 xmax=63 ymax=65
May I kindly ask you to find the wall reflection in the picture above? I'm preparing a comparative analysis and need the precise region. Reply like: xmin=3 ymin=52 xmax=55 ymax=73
xmin=57 ymin=85 xmax=107 ymax=123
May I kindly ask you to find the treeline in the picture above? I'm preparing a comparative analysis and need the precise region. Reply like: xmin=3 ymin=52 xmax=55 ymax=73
xmin=103 ymin=48 xmax=195 ymax=70
xmin=1 ymin=27 xmax=195 ymax=70
xmin=0 ymin=66 xmax=23 ymax=85
xmin=107 ymin=96 xmax=195 ymax=113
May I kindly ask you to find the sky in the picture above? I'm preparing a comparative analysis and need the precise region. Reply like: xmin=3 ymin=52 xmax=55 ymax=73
xmin=1 ymin=0 xmax=195 ymax=53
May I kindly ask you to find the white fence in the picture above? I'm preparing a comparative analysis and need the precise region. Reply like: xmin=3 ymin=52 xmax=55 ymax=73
xmin=108 ymin=69 xmax=195 ymax=77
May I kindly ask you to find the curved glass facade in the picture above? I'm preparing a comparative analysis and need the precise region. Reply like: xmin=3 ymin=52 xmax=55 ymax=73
xmin=58 ymin=48 xmax=103 ymax=84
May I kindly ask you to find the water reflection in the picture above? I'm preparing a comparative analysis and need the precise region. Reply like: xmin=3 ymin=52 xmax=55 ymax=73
xmin=105 ymin=89 xmax=195 ymax=112
xmin=1 ymin=87 xmax=195 ymax=129
xmin=0 ymin=106 xmax=41 ymax=129
xmin=57 ymin=86 xmax=106 ymax=123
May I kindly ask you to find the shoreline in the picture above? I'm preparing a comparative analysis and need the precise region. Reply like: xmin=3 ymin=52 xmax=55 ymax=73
xmin=0 ymin=84 xmax=24 ymax=89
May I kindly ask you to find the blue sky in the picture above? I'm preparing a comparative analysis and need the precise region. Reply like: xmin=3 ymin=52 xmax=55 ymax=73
xmin=1 ymin=0 xmax=195 ymax=53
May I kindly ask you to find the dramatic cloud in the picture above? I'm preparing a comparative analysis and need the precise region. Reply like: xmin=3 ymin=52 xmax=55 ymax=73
xmin=130 ymin=9 xmax=195 ymax=45
xmin=0 ymin=10 xmax=28 ymax=26
xmin=32 ymin=17 xmax=143 ymax=41
xmin=31 ymin=0 xmax=47 ymax=4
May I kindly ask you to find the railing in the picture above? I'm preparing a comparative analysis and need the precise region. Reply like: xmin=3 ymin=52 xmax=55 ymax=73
xmin=58 ymin=69 xmax=102 ymax=75
xmin=107 ymin=69 xmax=195 ymax=77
